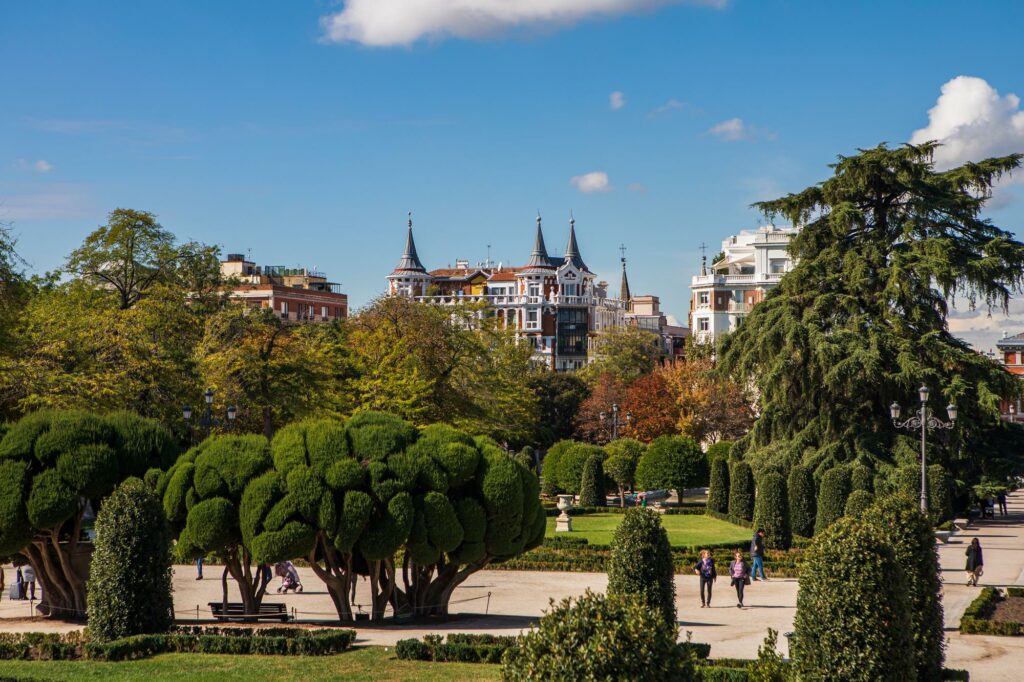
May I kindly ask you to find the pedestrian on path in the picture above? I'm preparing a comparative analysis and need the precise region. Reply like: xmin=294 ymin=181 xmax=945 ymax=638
xmin=693 ymin=549 xmax=717 ymax=608
xmin=22 ymin=564 xmax=35 ymax=600
xmin=966 ymin=538 xmax=984 ymax=586
xmin=750 ymin=529 xmax=767 ymax=581
xmin=998 ymin=492 xmax=1008 ymax=516
xmin=196 ymin=556 xmax=204 ymax=580
xmin=729 ymin=550 xmax=750 ymax=608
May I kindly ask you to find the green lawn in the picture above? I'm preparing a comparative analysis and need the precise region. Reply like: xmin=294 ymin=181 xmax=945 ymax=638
xmin=545 ymin=513 xmax=752 ymax=548
xmin=0 ymin=646 xmax=500 ymax=682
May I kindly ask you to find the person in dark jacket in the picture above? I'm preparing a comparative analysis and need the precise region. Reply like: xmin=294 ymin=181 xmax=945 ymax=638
xmin=729 ymin=550 xmax=751 ymax=608
xmin=997 ymin=492 xmax=1008 ymax=516
xmin=965 ymin=538 xmax=984 ymax=586
xmin=750 ymin=529 xmax=767 ymax=581
xmin=693 ymin=549 xmax=717 ymax=608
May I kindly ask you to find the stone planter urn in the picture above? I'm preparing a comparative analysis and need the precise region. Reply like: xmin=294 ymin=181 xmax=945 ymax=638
xmin=555 ymin=494 xmax=574 ymax=533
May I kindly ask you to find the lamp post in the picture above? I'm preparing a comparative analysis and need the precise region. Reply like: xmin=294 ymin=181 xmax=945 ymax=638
xmin=599 ymin=403 xmax=632 ymax=442
xmin=890 ymin=386 xmax=957 ymax=514
xmin=183 ymin=388 xmax=238 ymax=443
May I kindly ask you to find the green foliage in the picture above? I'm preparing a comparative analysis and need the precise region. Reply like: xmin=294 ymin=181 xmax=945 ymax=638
xmin=844 ymin=490 xmax=874 ymax=518
xmin=866 ymin=495 xmax=945 ymax=678
xmin=708 ymin=457 xmax=730 ymax=514
xmin=728 ymin=461 xmax=755 ymax=521
xmin=346 ymin=411 xmax=419 ymax=461
xmin=753 ymin=472 xmax=791 ymax=550
xmin=787 ymin=465 xmax=816 ymax=538
xmin=815 ymin=467 xmax=851 ymax=534
xmin=851 ymin=465 xmax=874 ymax=493
xmin=501 ymin=590 xmax=696 ymax=681
xmin=515 ymin=446 xmax=536 ymax=473
xmin=928 ymin=465 xmax=954 ymax=525
xmin=556 ymin=443 xmax=604 ymax=495
xmin=606 ymin=508 xmax=676 ymax=624
xmin=87 ymin=478 xmax=173 ymax=642
xmin=706 ymin=440 xmax=734 ymax=462
xmin=793 ymin=516 xmax=914 ymax=681
xmin=577 ymin=456 xmax=605 ymax=507
xmin=540 ymin=440 xmax=573 ymax=495
xmin=635 ymin=435 xmax=708 ymax=492
xmin=748 ymin=629 xmax=788 ymax=682
xmin=528 ymin=373 xmax=590 ymax=449
xmin=602 ymin=438 xmax=645 ymax=490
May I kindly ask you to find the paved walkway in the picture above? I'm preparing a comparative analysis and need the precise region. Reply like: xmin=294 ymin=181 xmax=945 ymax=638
xmin=1 ymin=491 xmax=1022 ymax=679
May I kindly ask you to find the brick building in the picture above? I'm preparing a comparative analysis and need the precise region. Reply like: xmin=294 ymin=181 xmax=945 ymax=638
xmin=220 ymin=253 xmax=347 ymax=322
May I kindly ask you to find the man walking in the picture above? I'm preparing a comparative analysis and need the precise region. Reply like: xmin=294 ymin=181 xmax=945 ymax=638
xmin=22 ymin=564 xmax=36 ymax=600
xmin=997 ymin=492 xmax=1008 ymax=516
xmin=750 ymin=529 xmax=767 ymax=581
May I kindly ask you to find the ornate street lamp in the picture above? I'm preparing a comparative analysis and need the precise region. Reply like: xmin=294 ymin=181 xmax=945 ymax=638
xmin=891 ymin=386 xmax=956 ymax=514
xmin=183 ymin=389 xmax=239 ymax=442
xmin=599 ymin=403 xmax=632 ymax=441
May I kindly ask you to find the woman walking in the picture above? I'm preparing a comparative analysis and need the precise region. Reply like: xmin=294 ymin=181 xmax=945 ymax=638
xmin=729 ymin=550 xmax=751 ymax=608
xmin=693 ymin=549 xmax=717 ymax=608
xmin=965 ymin=538 xmax=984 ymax=586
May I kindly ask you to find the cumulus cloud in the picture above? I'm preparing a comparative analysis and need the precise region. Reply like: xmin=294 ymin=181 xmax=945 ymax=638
xmin=320 ymin=0 xmax=727 ymax=47
xmin=570 ymin=171 xmax=613 ymax=193
xmin=648 ymin=98 xmax=685 ymax=117
xmin=33 ymin=160 xmax=53 ymax=173
xmin=708 ymin=117 xmax=748 ymax=141
xmin=910 ymin=76 xmax=1024 ymax=170
xmin=609 ymin=91 xmax=626 ymax=111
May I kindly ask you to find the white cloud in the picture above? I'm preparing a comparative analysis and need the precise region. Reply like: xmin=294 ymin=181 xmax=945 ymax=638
xmin=709 ymin=117 xmax=748 ymax=141
xmin=33 ymin=160 xmax=53 ymax=173
xmin=609 ymin=91 xmax=626 ymax=111
xmin=570 ymin=171 xmax=613 ymax=193
xmin=320 ymin=0 xmax=727 ymax=47
xmin=910 ymin=76 xmax=1024 ymax=170
xmin=948 ymin=298 xmax=1024 ymax=351
xmin=648 ymin=98 xmax=684 ymax=117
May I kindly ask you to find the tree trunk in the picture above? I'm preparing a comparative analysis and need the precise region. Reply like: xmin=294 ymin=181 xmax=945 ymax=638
xmin=305 ymin=537 xmax=354 ymax=622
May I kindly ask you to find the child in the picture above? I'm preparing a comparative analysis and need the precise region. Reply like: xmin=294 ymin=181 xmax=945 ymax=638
xmin=693 ymin=549 xmax=717 ymax=608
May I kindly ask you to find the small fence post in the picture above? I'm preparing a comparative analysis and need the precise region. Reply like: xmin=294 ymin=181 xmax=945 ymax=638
xmin=486 ymin=591 xmax=491 ymax=615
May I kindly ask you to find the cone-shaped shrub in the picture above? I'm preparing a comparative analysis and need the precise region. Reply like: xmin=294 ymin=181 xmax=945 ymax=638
xmin=577 ymin=455 xmax=605 ymax=507
xmin=793 ymin=516 xmax=914 ymax=681
xmin=557 ymin=443 xmax=604 ymax=495
xmin=851 ymin=464 xmax=874 ymax=493
xmin=844 ymin=490 xmax=874 ymax=518
xmin=707 ymin=457 xmax=730 ymax=514
xmin=814 ymin=466 xmax=851 ymax=534
xmin=606 ymin=508 xmax=676 ymax=624
xmin=753 ymin=471 xmax=790 ymax=550
xmin=87 ymin=478 xmax=173 ymax=642
xmin=866 ymin=495 xmax=945 ymax=680
xmin=788 ymin=465 xmax=816 ymax=538
xmin=728 ymin=461 xmax=755 ymax=521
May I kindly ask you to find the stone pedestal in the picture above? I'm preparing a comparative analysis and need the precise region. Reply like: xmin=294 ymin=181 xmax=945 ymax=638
xmin=555 ymin=494 xmax=573 ymax=533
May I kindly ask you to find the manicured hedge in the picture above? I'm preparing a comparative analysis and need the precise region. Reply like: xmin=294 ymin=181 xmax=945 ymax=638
xmin=843 ymin=489 xmax=874 ymax=518
xmin=543 ymin=505 xmax=706 ymax=517
xmin=607 ymin=508 xmax=676 ymax=624
xmin=960 ymin=588 xmax=1024 ymax=636
xmin=707 ymin=457 xmax=730 ymax=514
xmin=752 ymin=471 xmax=791 ymax=550
xmin=728 ymin=462 xmax=755 ymax=522
xmin=851 ymin=464 xmax=874 ymax=493
xmin=577 ymin=455 xmax=605 ymax=507
xmin=787 ymin=465 xmax=816 ymax=538
xmin=396 ymin=634 xmax=516 ymax=664
xmin=814 ymin=466 xmax=850 ymax=534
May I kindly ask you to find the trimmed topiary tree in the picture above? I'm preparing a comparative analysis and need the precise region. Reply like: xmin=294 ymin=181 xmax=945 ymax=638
xmin=793 ymin=516 xmax=914 ymax=681
xmin=753 ymin=471 xmax=791 ymax=550
xmin=577 ymin=455 xmax=605 ymax=507
xmin=539 ymin=440 xmax=573 ymax=495
xmin=728 ymin=461 xmax=755 ymax=521
xmin=851 ymin=464 xmax=874 ymax=493
xmin=556 ymin=443 xmax=604 ymax=495
xmin=603 ymin=438 xmax=645 ymax=508
xmin=788 ymin=465 xmax=816 ymax=538
xmin=0 ymin=410 xmax=176 ymax=618
xmin=705 ymin=439 xmax=734 ymax=462
xmin=87 ymin=477 xmax=173 ymax=641
xmin=927 ymin=464 xmax=953 ymax=525
xmin=866 ymin=494 xmax=945 ymax=680
xmin=634 ymin=435 xmax=708 ymax=493
xmin=844 ymin=490 xmax=874 ymax=518
xmin=814 ymin=466 xmax=851 ymax=534
xmin=606 ymin=508 xmax=676 ymax=624
xmin=707 ymin=457 xmax=730 ymax=514
xmin=501 ymin=590 xmax=695 ymax=681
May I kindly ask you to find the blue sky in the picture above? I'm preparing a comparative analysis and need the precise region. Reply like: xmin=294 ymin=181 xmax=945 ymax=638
xmin=3 ymin=0 xmax=1024 ymax=349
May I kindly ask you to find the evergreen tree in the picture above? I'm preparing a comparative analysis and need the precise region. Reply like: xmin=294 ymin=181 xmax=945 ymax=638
xmin=707 ymin=457 xmax=730 ymax=514
xmin=787 ymin=465 xmax=816 ymax=538
xmin=728 ymin=461 xmax=755 ymax=521
xmin=753 ymin=471 xmax=791 ymax=549
xmin=606 ymin=509 xmax=676 ymax=624
xmin=577 ymin=455 xmax=606 ymax=507
xmin=815 ymin=467 xmax=851 ymax=534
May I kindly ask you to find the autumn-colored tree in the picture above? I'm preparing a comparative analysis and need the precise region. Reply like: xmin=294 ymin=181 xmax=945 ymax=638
xmin=620 ymin=370 xmax=678 ymax=443
xmin=575 ymin=373 xmax=626 ymax=444
xmin=663 ymin=359 xmax=754 ymax=444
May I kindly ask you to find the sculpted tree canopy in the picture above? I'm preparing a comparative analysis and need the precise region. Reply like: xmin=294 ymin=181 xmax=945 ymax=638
xmin=719 ymin=143 xmax=1024 ymax=476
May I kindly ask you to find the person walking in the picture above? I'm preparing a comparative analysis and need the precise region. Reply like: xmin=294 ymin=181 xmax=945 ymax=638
xmin=22 ymin=564 xmax=35 ymax=601
xmin=750 ymin=529 xmax=767 ymax=581
xmin=196 ymin=557 xmax=204 ymax=581
xmin=729 ymin=550 xmax=751 ymax=608
xmin=693 ymin=549 xmax=717 ymax=608
xmin=14 ymin=567 xmax=24 ymax=600
xmin=965 ymin=538 xmax=984 ymax=586
xmin=997 ymin=492 xmax=1008 ymax=516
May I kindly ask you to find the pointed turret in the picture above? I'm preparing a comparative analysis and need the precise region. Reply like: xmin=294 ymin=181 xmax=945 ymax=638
xmin=525 ymin=212 xmax=552 ymax=268
xmin=620 ymin=256 xmax=632 ymax=307
xmin=394 ymin=212 xmax=426 ymax=272
xmin=563 ymin=213 xmax=587 ymax=271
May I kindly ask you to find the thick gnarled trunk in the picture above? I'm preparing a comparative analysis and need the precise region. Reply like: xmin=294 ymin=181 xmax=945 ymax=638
xmin=306 ymin=534 xmax=354 ymax=622
xmin=26 ymin=512 xmax=90 ymax=619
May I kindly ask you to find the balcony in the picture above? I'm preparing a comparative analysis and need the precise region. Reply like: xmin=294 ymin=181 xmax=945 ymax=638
xmin=691 ymin=272 xmax=788 ymax=286
xmin=727 ymin=301 xmax=754 ymax=313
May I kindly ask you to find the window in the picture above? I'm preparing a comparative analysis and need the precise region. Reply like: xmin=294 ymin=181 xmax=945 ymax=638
xmin=529 ymin=284 xmax=540 ymax=297
xmin=698 ymin=318 xmax=709 ymax=332
xmin=770 ymin=259 xmax=787 ymax=274
xmin=281 ymin=301 xmax=289 ymax=315
xmin=527 ymin=310 xmax=538 ymax=324
xmin=563 ymin=283 xmax=577 ymax=296
xmin=698 ymin=291 xmax=709 ymax=305
xmin=321 ymin=306 xmax=328 ymax=318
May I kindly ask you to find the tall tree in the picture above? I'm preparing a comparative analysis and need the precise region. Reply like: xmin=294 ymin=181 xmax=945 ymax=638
xmin=719 ymin=143 xmax=1024 ymax=475
xmin=620 ymin=370 xmax=678 ymax=443
xmin=527 ymin=372 xmax=590 ymax=448
xmin=574 ymin=373 xmax=626 ymax=444
xmin=579 ymin=326 xmax=661 ymax=384
xmin=662 ymin=359 xmax=754 ymax=444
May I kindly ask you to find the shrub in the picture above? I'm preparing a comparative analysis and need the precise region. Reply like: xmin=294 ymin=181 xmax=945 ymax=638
xmin=728 ymin=462 xmax=755 ymax=522
xmin=928 ymin=465 xmax=954 ymax=525
xmin=814 ymin=466 xmax=851 ymax=534
xmin=787 ymin=465 xmax=816 ymax=538
xmin=556 ymin=444 xmax=604 ymax=495
xmin=843 ymin=490 xmax=874 ymax=518
xmin=706 ymin=440 xmax=734 ymax=462
xmin=793 ymin=516 xmax=914 ymax=681
xmin=851 ymin=465 xmax=874 ymax=493
xmin=540 ymin=440 xmax=574 ymax=495
xmin=87 ymin=478 xmax=173 ymax=642
xmin=515 ymin=446 xmax=536 ymax=473
xmin=753 ymin=472 xmax=790 ymax=550
xmin=606 ymin=508 xmax=676 ymax=624
xmin=501 ymin=590 xmax=696 ymax=681
xmin=867 ymin=495 xmax=945 ymax=679
xmin=635 ymin=435 xmax=708 ymax=492
xmin=577 ymin=455 xmax=605 ymax=507
xmin=707 ymin=457 xmax=730 ymax=514
xmin=604 ymin=438 xmax=645 ymax=503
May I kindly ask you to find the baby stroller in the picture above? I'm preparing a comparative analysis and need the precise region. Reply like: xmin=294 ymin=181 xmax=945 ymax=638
xmin=275 ymin=561 xmax=303 ymax=593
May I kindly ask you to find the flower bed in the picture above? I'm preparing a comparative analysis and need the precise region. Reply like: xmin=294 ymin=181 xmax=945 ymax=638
xmin=959 ymin=588 xmax=1024 ymax=636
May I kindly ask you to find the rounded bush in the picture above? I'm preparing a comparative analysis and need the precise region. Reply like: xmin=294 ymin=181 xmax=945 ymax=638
xmin=184 ymin=497 xmax=239 ymax=553
xmin=844 ymin=490 xmax=874 ymax=518
xmin=346 ymin=411 xmax=418 ymax=461
xmin=56 ymin=443 xmax=119 ymax=498
xmin=27 ymin=469 xmax=79 ymax=529
xmin=753 ymin=471 xmax=791 ymax=550
xmin=728 ymin=461 xmax=755 ymax=521
xmin=577 ymin=455 xmax=605 ymax=507
xmin=707 ymin=457 xmax=730 ymax=514
xmin=556 ymin=444 xmax=604 ymax=495
xmin=603 ymin=438 xmax=644 ymax=492
xmin=539 ymin=440 xmax=574 ymax=495
xmin=635 ymin=435 xmax=707 ymax=493
xmin=787 ymin=465 xmax=816 ymax=538
xmin=814 ymin=466 xmax=851 ymax=534
xmin=87 ymin=478 xmax=173 ymax=642
xmin=325 ymin=458 xmax=366 ymax=491
xmin=0 ymin=460 xmax=32 ymax=555
xmin=501 ymin=591 xmax=695 ymax=681
xmin=793 ymin=516 xmax=914 ymax=681
xmin=607 ymin=508 xmax=676 ymax=624
xmin=851 ymin=464 xmax=874 ymax=493
xmin=705 ymin=440 xmax=734 ymax=462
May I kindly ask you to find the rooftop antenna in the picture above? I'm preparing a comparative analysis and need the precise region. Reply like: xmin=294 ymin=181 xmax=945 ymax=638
xmin=699 ymin=241 xmax=708 ymax=276
xmin=487 ymin=243 xmax=492 ymax=268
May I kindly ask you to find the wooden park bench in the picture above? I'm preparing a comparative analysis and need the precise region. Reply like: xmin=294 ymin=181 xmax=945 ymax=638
xmin=208 ymin=601 xmax=289 ymax=622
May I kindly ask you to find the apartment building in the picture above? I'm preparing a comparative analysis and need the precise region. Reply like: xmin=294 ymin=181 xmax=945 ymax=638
xmin=220 ymin=253 xmax=348 ymax=322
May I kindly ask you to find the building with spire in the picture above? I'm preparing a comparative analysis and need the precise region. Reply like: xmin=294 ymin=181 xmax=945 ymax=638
xmin=386 ymin=213 xmax=627 ymax=371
